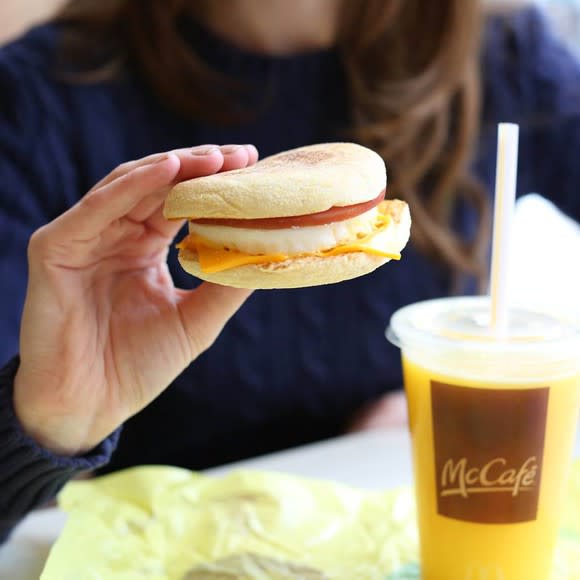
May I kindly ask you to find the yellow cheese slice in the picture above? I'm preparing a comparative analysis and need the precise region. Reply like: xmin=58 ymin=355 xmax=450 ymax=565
xmin=177 ymin=214 xmax=400 ymax=274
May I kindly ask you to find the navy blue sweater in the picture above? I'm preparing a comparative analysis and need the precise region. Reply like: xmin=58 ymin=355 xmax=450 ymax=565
xmin=1 ymin=7 xmax=579 ymax=542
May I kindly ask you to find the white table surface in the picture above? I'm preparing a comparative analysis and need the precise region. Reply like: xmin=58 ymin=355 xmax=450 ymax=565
xmin=1 ymin=427 xmax=579 ymax=580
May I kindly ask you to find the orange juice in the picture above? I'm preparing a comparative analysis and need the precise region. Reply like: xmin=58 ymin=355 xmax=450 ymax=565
xmin=404 ymin=356 xmax=579 ymax=579
xmin=387 ymin=297 xmax=580 ymax=580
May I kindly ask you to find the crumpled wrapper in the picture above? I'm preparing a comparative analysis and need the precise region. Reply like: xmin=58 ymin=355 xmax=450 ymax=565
xmin=41 ymin=462 xmax=580 ymax=579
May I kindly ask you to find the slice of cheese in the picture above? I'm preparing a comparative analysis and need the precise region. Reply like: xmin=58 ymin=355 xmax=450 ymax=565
xmin=177 ymin=214 xmax=400 ymax=274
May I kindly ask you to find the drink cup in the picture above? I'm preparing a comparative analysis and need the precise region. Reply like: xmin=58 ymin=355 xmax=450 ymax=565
xmin=387 ymin=296 xmax=580 ymax=580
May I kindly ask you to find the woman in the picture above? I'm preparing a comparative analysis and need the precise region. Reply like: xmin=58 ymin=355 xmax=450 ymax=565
xmin=1 ymin=0 xmax=579 ymax=543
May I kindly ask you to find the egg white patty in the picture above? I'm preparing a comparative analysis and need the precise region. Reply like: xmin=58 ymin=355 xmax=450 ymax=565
xmin=188 ymin=208 xmax=381 ymax=255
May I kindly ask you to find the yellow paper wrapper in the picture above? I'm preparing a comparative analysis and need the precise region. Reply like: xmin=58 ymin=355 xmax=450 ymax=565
xmin=41 ymin=462 xmax=580 ymax=579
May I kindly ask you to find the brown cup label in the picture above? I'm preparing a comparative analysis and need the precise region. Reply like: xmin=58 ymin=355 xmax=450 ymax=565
xmin=431 ymin=381 xmax=549 ymax=524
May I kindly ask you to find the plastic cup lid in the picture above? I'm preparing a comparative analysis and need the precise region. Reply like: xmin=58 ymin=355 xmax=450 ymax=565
xmin=387 ymin=296 xmax=580 ymax=359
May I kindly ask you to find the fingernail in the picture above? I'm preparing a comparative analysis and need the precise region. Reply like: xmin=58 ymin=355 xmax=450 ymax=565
xmin=191 ymin=145 xmax=219 ymax=156
xmin=220 ymin=144 xmax=243 ymax=154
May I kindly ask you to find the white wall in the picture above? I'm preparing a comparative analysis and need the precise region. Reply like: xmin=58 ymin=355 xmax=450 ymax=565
xmin=507 ymin=1 xmax=580 ymax=317
xmin=537 ymin=0 xmax=580 ymax=52
xmin=510 ymin=196 xmax=580 ymax=320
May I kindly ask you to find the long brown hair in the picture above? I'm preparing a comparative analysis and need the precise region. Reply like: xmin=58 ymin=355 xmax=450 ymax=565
xmin=56 ymin=0 xmax=490 ymax=284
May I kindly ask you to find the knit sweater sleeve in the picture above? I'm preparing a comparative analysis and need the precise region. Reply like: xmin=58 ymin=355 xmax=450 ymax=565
xmin=0 ymin=31 xmax=118 ymax=544
xmin=0 ymin=358 xmax=120 ymax=544
xmin=483 ymin=7 xmax=580 ymax=221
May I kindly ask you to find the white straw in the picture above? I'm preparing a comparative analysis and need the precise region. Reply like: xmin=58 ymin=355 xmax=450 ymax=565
xmin=490 ymin=123 xmax=520 ymax=337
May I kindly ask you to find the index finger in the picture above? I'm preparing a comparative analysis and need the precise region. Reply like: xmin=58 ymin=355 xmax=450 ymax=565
xmin=88 ymin=145 xmax=221 ymax=192
xmin=90 ymin=144 xmax=259 ymax=192
xmin=45 ymin=154 xmax=182 ymax=242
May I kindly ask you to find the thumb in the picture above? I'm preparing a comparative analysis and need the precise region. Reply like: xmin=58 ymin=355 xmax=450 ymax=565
xmin=177 ymin=282 xmax=253 ymax=359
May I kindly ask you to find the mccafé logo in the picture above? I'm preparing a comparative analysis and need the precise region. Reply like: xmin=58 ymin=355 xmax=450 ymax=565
xmin=431 ymin=381 xmax=549 ymax=524
xmin=440 ymin=456 xmax=538 ymax=498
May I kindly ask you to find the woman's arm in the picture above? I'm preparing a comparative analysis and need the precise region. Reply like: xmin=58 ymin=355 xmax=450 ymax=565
xmin=0 ymin=36 xmax=260 ymax=540
xmin=0 ymin=357 xmax=120 ymax=544
xmin=0 ymin=145 xmax=258 ymax=543
xmin=13 ymin=147 xmax=256 ymax=455
xmin=0 ymin=40 xmax=119 ymax=542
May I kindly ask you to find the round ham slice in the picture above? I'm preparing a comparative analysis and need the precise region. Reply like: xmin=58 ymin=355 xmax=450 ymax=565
xmin=190 ymin=190 xmax=386 ymax=230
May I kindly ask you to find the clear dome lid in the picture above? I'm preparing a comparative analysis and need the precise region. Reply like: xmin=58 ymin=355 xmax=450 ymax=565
xmin=387 ymin=297 xmax=580 ymax=380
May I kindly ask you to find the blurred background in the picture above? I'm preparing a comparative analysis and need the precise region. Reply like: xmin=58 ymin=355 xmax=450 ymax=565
xmin=1 ymin=0 xmax=578 ymax=318
xmin=534 ymin=0 xmax=580 ymax=53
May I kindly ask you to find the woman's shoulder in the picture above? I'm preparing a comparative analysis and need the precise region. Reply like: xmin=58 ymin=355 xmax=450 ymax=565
xmin=1 ymin=23 xmax=60 ymax=66
xmin=0 ymin=24 xmax=143 ymax=204
xmin=481 ymin=5 xmax=580 ymax=120
xmin=480 ymin=5 xmax=580 ymax=219
xmin=0 ymin=22 xmax=138 ymax=116
xmin=0 ymin=25 xmax=68 ymax=149
xmin=1 ymin=21 xmax=118 ymax=86
xmin=0 ymin=23 xmax=142 ymax=159
xmin=0 ymin=23 xmax=94 ymax=130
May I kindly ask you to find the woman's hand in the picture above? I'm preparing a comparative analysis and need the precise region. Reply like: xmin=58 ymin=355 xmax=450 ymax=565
xmin=13 ymin=145 xmax=258 ymax=456
xmin=348 ymin=390 xmax=408 ymax=432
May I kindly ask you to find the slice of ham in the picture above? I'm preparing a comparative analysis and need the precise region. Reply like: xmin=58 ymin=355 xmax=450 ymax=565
xmin=190 ymin=190 xmax=386 ymax=230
